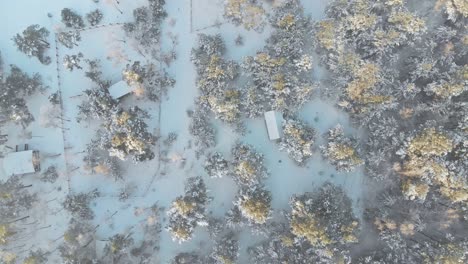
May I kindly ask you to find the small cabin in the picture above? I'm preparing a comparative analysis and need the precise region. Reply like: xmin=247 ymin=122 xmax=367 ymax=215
xmin=264 ymin=111 xmax=281 ymax=140
xmin=3 ymin=148 xmax=40 ymax=176
xmin=108 ymin=81 xmax=134 ymax=100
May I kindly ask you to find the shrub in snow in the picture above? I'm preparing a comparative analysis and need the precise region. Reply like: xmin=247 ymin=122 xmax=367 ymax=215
xmin=234 ymin=185 xmax=272 ymax=225
xmin=0 ymin=175 xmax=37 ymax=221
xmin=0 ymin=224 xmax=14 ymax=246
xmin=240 ymin=1 xmax=315 ymax=117
xmin=103 ymin=233 xmax=134 ymax=263
xmin=40 ymin=165 xmax=59 ymax=183
xmin=23 ymin=250 xmax=49 ymax=264
xmin=288 ymin=183 xmax=359 ymax=255
xmin=83 ymin=140 xmax=123 ymax=180
xmin=124 ymin=0 xmax=167 ymax=57
xmin=235 ymin=34 xmax=244 ymax=46
xmin=123 ymin=61 xmax=175 ymax=102
xmin=210 ymin=232 xmax=239 ymax=264
xmin=0 ymin=65 xmax=47 ymax=127
xmin=394 ymin=127 xmax=468 ymax=204
xmin=131 ymin=203 xmax=163 ymax=262
xmin=13 ymin=24 xmax=51 ymax=65
xmin=103 ymin=107 xmax=156 ymax=162
xmin=279 ymin=117 xmax=316 ymax=165
xmin=224 ymin=0 xmax=266 ymax=32
xmin=204 ymin=152 xmax=229 ymax=178
xmin=321 ymin=124 xmax=363 ymax=172
xmin=167 ymin=176 xmax=209 ymax=243
xmin=248 ymin=223 xmax=325 ymax=263
xmin=61 ymin=8 xmax=85 ymax=29
xmin=86 ymin=9 xmax=103 ymax=26
xmin=231 ymin=143 xmax=268 ymax=186
xmin=77 ymin=87 xmax=118 ymax=122
xmin=163 ymin=132 xmax=178 ymax=147
xmin=192 ymin=34 xmax=242 ymax=124
xmin=59 ymin=219 xmax=97 ymax=263
xmin=84 ymin=59 xmax=111 ymax=89
xmin=48 ymin=91 xmax=61 ymax=105
xmin=171 ymin=252 xmax=205 ymax=264
xmin=439 ymin=0 xmax=468 ymax=26
xmin=188 ymin=109 xmax=216 ymax=151
xmin=57 ymin=30 xmax=81 ymax=49
xmin=63 ymin=189 xmax=99 ymax=220
xmin=63 ymin=52 xmax=83 ymax=71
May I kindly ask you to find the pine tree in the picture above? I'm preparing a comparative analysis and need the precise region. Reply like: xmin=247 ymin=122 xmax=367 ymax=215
xmin=61 ymin=8 xmax=85 ymax=29
xmin=13 ymin=25 xmax=51 ymax=64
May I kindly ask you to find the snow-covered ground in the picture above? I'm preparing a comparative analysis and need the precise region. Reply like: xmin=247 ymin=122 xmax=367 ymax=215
xmin=0 ymin=0 xmax=367 ymax=262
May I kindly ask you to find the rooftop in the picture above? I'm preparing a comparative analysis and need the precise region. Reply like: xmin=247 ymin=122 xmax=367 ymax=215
xmin=2 ymin=150 xmax=40 ymax=176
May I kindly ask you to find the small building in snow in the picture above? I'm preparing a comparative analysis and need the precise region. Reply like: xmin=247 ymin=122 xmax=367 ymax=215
xmin=264 ymin=111 xmax=281 ymax=140
xmin=3 ymin=150 xmax=40 ymax=176
xmin=108 ymin=81 xmax=134 ymax=100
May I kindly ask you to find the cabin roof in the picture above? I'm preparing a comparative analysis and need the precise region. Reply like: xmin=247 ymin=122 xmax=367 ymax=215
xmin=108 ymin=81 xmax=134 ymax=99
xmin=264 ymin=111 xmax=281 ymax=140
xmin=3 ymin=150 xmax=38 ymax=176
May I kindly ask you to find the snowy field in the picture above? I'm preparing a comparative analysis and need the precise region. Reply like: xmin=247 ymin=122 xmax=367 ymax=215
xmin=0 ymin=0 xmax=371 ymax=263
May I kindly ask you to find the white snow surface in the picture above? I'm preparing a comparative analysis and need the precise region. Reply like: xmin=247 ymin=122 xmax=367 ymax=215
xmin=0 ymin=0 xmax=368 ymax=263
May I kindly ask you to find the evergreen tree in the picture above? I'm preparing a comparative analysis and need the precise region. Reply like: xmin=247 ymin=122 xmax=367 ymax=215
xmin=13 ymin=24 xmax=51 ymax=64
xmin=61 ymin=8 xmax=85 ymax=29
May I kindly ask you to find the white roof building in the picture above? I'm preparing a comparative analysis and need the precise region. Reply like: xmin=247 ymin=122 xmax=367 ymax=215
xmin=2 ymin=150 xmax=40 ymax=176
xmin=108 ymin=81 xmax=134 ymax=100
xmin=264 ymin=111 xmax=281 ymax=140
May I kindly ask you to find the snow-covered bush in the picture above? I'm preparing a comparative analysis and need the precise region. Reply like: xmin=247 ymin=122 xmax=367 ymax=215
xmin=40 ymin=165 xmax=59 ymax=183
xmin=83 ymin=140 xmax=122 ymax=180
xmin=248 ymin=223 xmax=323 ymax=263
xmin=63 ymin=52 xmax=83 ymax=71
xmin=395 ymin=127 xmax=467 ymax=204
xmin=288 ymin=183 xmax=359 ymax=255
xmin=224 ymin=0 xmax=266 ymax=32
xmin=59 ymin=219 xmax=97 ymax=263
xmin=62 ymin=189 xmax=99 ymax=220
xmin=167 ymin=176 xmax=209 ymax=243
xmin=123 ymin=61 xmax=175 ymax=102
xmin=321 ymin=124 xmax=363 ymax=172
xmin=235 ymin=185 xmax=272 ymax=225
xmin=23 ymin=250 xmax=48 ymax=264
xmin=84 ymin=59 xmax=111 ymax=89
xmin=210 ymin=232 xmax=239 ymax=264
xmin=188 ymin=109 xmax=216 ymax=151
xmin=103 ymin=107 xmax=156 ymax=162
xmin=204 ymin=152 xmax=229 ymax=178
xmin=241 ymin=1 xmax=315 ymax=117
xmin=171 ymin=252 xmax=205 ymax=264
xmin=163 ymin=132 xmax=178 ymax=147
xmin=0 ymin=65 xmax=46 ymax=127
xmin=86 ymin=9 xmax=103 ymax=26
xmin=192 ymin=34 xmax=242 ymax=124
xmin=77 ymin=87 xmax=118 ymax=122
xmin=0 ymin=176 xmax=36 ymax=221
xmin=279 ymin=117 xmax=316 ymax=165
xmin=231 ymin=143 xmax=268 ymax=186
xmin=57 ymin=30 xmax=81 ymax=49
xmin=124 ymin=0 xmax=167 ymax=57
xmin=103 ymin=233 xmax=134 ymax=263
xmin=61 ymin=8 xmax=85 ymax=29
